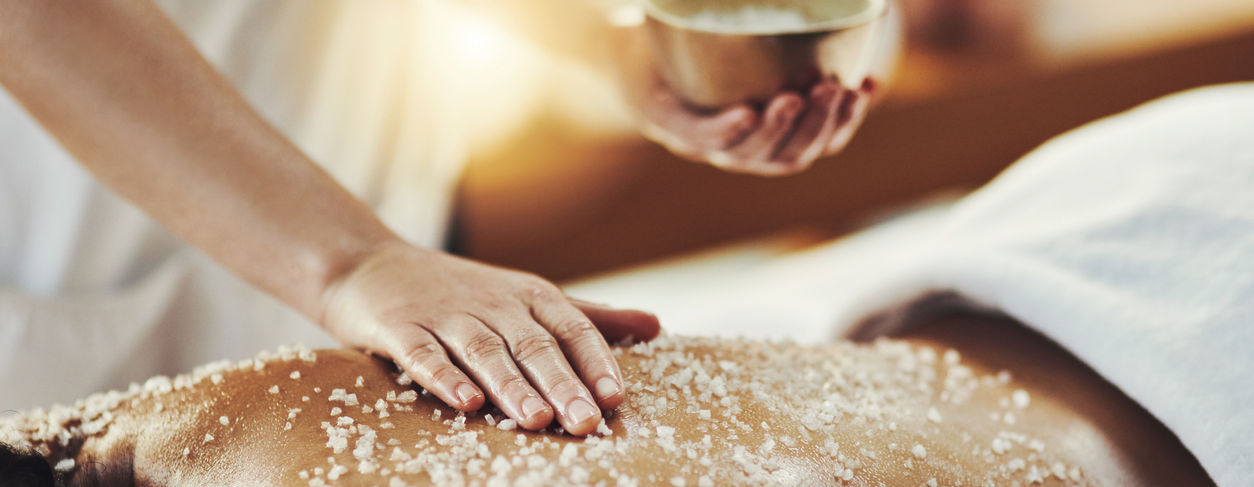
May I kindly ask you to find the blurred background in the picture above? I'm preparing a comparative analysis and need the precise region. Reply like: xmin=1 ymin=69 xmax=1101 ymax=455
xmin=441 ymin=0 xmax=1254 ymax=283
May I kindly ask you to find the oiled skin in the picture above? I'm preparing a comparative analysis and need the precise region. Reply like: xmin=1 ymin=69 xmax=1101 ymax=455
xmin=50 ymin=314 xmax=1210 ymax=486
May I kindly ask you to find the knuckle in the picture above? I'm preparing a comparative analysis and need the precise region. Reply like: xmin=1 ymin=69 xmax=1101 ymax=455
xmin=547 ymin=377 xmax=587 ymax=398
xmin=552 ymin=319 xmax=599 ymax=344
xmin=512 ymin=333 xmax=561 ymax=363
xmin=497 ymin=375 xmax=534 ymax=397
xmin=517 ymin=275 xmax=561 ymax=299
xmin=463 ymin=333 xmax=508 ymax=363
xmin=399 ymin=341 xmax=444 ymax=369
xmin=427 ymin=363 xmax=464 ymax=385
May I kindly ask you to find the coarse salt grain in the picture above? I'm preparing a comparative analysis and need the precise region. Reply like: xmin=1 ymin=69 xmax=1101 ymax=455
xmin=992 ymin=437 xmax=1011 ymax=455
xmin=911 ymin=444 xmax=926 ymax=459
xmin=268 ymin=385 xmax=280 ymax=394
xmin=290 ymin=371 xmax=301 ymax=380
xmin=219 ymin=416 xmax=230 ymax=426
xmin=54 ymin=458 xmax=75 ymax=472
xmin=497 ymin=419 xmax=517 ymax=431
xmin=926 ymin=407 xmax=942 ymax=423
xmin=1012 ymin=389 xmax=1030 ymax=409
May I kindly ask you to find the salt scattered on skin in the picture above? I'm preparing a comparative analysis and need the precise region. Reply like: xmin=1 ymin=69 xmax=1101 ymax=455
xmin=54 ymin=458 xmax=75 ymax=472
xmin=396 ymin=391 xmax=418 ymax=403
xmin=203 ymin=433 xmax=214 ymax=443
xmin=219 ymin=416 xmax=230 ymax=426
xmin=290 ymin=371 xmax=301 ymax=380
xmin=1012 ymin=389 xmax=1031 ymax=409
xmin=2 ymin=340 xmax=1061 ymax=487
xmin=268 ymin=385 xmax=280 ymax=394
xmin=992 ymin=437 xmax=1012 ymax=455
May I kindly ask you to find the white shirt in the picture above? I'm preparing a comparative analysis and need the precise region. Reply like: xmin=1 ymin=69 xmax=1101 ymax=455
xmin=0 ymin=1 xmax=466 ymax=409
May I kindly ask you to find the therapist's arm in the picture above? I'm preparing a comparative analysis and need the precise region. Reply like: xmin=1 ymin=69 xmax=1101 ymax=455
xmin=0 ymin=0 xmax=658 ymax=436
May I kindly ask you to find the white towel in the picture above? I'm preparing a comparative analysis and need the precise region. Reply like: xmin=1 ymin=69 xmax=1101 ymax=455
xmin=571 ymin=82 xmax=1254 ymax=485
xmin=834 ymin=83 xmax=1254 ymax=486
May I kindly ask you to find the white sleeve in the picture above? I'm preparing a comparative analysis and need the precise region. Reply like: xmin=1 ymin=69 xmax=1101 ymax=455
xmin=838 ymin=83 xmax=1254 ymax=486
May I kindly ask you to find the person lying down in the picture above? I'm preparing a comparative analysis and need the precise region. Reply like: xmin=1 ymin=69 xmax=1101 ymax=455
xmin=0 ymin=311 xmax=1208 ymax=486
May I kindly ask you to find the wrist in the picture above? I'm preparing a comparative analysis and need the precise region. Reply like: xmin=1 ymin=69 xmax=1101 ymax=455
xmin=313 ymin=236 xmax=434 ymax=329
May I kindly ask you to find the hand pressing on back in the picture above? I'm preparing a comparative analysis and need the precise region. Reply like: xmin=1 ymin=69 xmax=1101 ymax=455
xmin=320 ymin=240 xmax=661 ymax=436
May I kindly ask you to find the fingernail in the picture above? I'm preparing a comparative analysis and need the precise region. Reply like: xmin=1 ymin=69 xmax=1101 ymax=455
xmin=521 ymin=396 xmax=548 ymax=421
xmin=595 ymin=377 xmax=620 ymax=400
xmin=455 ymin=383 xmax=479 ymax=406
xmin=567 ymin=398 xmax=599 ymax=425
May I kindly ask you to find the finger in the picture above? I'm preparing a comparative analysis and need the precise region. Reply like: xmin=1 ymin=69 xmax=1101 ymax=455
xmin=722 ymin=93 xmax=805 ymax=172
xmin=771 ymin=83 xmax=844 ymax=171
xmin=640 ymin=83 xmax=758 ymax=156
xmin=434 ymin=316 xmax=554 ymax=431
xmin=531 ymin=294 xmax=629 ymax=415
xmin=824 ymin=88 xmax=872 ymax=156
xmin=385 ymin=325 xmax=485 ymax=412
xmin=478 ymin=307 xmax=603 ymax=435
xmin=569 ymin=298 xmax=661 ymax=343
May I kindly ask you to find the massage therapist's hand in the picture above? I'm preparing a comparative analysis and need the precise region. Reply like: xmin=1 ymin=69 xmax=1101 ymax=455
xmin=639 ymin=77 xmax=877 ymax=176
xmin=319 ymin=240 xmax=661 ymax=436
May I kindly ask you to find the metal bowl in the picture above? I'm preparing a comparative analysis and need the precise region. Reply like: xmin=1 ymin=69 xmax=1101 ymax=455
xmin=643 ymin=0 xmax=891 ymax=110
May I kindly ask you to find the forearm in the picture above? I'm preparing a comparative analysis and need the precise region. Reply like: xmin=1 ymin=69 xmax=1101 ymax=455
xmin=0 ymin=0 xmax=399 ymax=322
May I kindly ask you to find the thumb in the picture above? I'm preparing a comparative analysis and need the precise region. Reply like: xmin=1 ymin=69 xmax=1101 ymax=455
xmin=569 ymin=298 xmax=661 ymax=344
